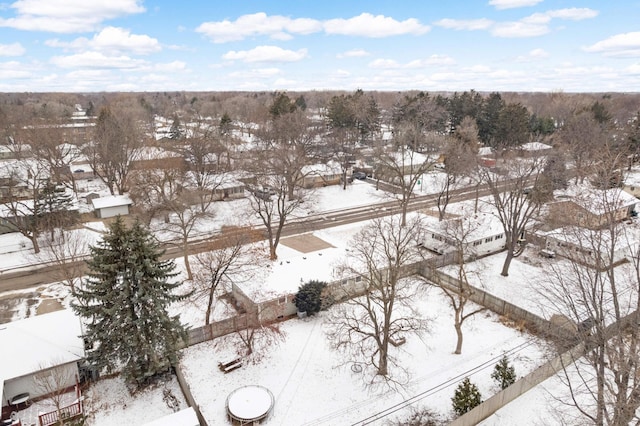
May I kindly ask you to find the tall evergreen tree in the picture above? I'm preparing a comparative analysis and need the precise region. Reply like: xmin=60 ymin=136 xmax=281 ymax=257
xmin=36 ymin=181 xmax=78 ymax=239
xmin=73 ymin=218 xmax=188 ymax=389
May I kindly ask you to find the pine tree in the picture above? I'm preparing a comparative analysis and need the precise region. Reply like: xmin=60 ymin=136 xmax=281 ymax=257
xmin=36 ymin=181 xmax=78 ymax=238
xmin=491 ymin=355 xmax=516 ymax=390
xmin=293 ymin=280 xmax=327 ymax=316
xmin=451 ymin=377 xmax=482 ymax=416
xmin=73 ymin=217 xmax=188 ymax=390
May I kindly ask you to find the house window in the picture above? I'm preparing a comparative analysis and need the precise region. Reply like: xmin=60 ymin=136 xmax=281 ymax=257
xmin=355 ymin=276 xmax=362 ymax=283
xmin=278 ymin=295 xmax=287 ymax=305
xmin=473 ymin=241 xmax=482 ymax=246
xmin=485 ymin=237 xmax=493 ymax=243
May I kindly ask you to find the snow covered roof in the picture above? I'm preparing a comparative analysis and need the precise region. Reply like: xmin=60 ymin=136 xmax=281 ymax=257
xmin=477 ymin=146 xmax=493 ymax=157
xmin=301 ymin=161 xmax=342 ymax=176
xmin=142 ymin=407 xmax=199 ymax=426
xmin=554 ymin=187 xmax=637 ymax=215
xmin=424 ymin=212 xmax=504 ymax=242
xmin=520 ymin=142 xmax=552 ymax=151
xmin=91 ymin=194 xmax=132 ymax=209
xmin=0 ymin=309 xmax=85 ymax=385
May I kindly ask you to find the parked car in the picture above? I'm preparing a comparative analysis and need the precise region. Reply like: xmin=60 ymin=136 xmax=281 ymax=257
xmin=352 ymin=172 xmax=367 ymax=180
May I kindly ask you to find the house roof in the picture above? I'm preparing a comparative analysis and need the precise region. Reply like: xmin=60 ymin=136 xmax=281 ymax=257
xmin=554 ymin=187 xmax=637 ymax=215
xmin=0 ymin=309 xmax=85 ymax=386
xmin=142 ymin=407 xmax=199 ymax=426
xmin=520 ymin=142 xmax=552 ymax=151
xmin=424 ymin=212 xmax=505 ymax=242
xmin=91 ymin=195 xmax=132 ymax=210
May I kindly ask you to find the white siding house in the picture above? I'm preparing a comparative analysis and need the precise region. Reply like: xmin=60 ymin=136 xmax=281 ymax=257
xmin=422 ymin=213 xmax=506 ymax=258
xmin=1 ymin=309 xmax=85 ymax=409
xmin=91 ymin=195 xmax=132 ymax=219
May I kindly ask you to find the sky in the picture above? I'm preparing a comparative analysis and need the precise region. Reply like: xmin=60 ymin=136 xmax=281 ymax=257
xmin=0 ymin=0 xmax=639 ymax=93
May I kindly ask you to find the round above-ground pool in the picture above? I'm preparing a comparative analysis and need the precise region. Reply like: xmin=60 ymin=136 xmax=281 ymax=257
xmin=226 ymin=385 xmax=274 ymax=424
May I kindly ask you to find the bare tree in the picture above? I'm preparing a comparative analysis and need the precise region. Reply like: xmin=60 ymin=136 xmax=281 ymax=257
xmin=0 ymin=155 xmax=49 ymax=253
xmin=326 ymin=215 xmax=429 ymax=386
xmin=232 ymin=314 xmax=286 ymax=357
xmin=428 ymin=217 xmax=486 ymax=354
xmin=192 ymin=229 xmax=262 ymax=325
xmin=481 ymin=152 xmax=545 ymax=276
xmin=35 ymin=229 xmax=90 ymax=296
xmin=539 ymin=188 xmax=640 ymax=425
xmin=33 ymin=360 xmax=76 ymax=426
xmin=557 ymin=110 xmax=606 ymax=185
xmin=249 ymin=174 xmax=308 ymax=260
xmin=84 ymin=105 xmax=143 ymax=195
xmin=377 ymin=130 xmax=443 ymax=226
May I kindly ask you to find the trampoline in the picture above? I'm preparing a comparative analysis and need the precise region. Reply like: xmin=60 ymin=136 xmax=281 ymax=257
xmin=226 ymin=385 xmax=274 ymax=425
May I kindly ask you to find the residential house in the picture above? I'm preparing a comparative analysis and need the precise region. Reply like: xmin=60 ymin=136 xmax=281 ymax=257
xmin=518 ymin=142 xmax=552 ymax=158
xmin=547 ymin=188 xmax=637 ymax=230
xmin=421 ymin=213 xmax=507 ymax=258
xmin=300 ymin=162 xmax=342 ymax=188
xmin=1 ymin=310 xmax=85 ymax=414
xmin=542 ymin=225 xmax=636 ymax=269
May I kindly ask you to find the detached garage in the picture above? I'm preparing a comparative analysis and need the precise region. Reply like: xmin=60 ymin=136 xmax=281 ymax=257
xmin=91 ymin=195 xmax=132 ymax=219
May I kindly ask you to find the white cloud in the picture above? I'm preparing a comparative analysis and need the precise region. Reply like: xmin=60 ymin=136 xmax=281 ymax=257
xmin=546 ymin=8 xmax=599 ymax=21
xmin=228 ymin=68 xmax=282 ymax=79
xmin=46 ymin=27 xmax=161 ymax=55
xmin=491 ymin=21 xmax=549 ymax=37
xmin=369 ymin=59 xmax=401 ymax=69
xmin=489 ymin=0 xmax=543 ymax=10
xmin=337 ymin=49 xmax=370 ymax=58
xmin=154 ymin=61 xmax=187 ymax=72
xmin=50 ymin=51 xmax=147 ymax=69
xmin=433 ymin=18 xmax=493 ymax=31
xmin=198 ymin=12 xmax=429 ymax=43
xmin=196 ymin=12 xmax=322 ymax=43
xmin=490 ymin=8 xmax=596 ymax=38
xmin=324 ymin=13 xmax=429 ymax=37
xmin=424 ymin=54 xmax=456 ymax=65
xmin=0 ymin=42 xmax=25 ymax=56
xmin=0 ymin=0 xmax=145 ymax=33
xmin=369 ymin=54 xmax=454 ymax=69
xmin=222 ymin=46 xmax=308 ymax=63
xmin=584 ymin=32 xmax=640 ymax=58
xmin=516 ymin=48 xmax=549 ymax=61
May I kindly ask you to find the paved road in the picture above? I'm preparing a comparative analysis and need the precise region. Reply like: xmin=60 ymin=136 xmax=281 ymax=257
xmin=0 ymin=183 xmax=492 ymax=293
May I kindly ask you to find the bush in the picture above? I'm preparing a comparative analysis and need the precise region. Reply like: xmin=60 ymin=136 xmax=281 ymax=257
xmin=293 ymin=280 xmax=327 ymax=316
xmin=451 ymin=377 xmax=482 ymax=417
xmin=491 ymin=355 xmax=516 ymax=390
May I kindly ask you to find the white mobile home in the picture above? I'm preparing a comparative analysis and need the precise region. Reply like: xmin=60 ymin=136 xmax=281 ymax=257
xmin=422 ymin=213 xmax=506 ymax=258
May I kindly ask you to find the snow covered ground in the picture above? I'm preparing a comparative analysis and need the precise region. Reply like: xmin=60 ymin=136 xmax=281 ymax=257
xmin=3 ymin=174 xmax=629 ymax=425
xmin=179 ymin=285 xmax=550 ymax=425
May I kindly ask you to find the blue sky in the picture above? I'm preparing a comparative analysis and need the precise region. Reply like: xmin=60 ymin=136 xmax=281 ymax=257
xmin=0 ymin=0 xmax=639 ymax=92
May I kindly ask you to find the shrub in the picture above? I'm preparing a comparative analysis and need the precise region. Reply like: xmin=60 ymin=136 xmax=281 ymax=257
xmin=451 ymin=377 xmax=482 ymax=417
xmin=491 ymin=355 xmax=516 ymax=390
xmin=293 ymin=280 xmax=327 ymax=316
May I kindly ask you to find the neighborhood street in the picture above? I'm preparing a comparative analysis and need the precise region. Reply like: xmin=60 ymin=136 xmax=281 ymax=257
xmin=0 ymin=182 xmax=492 ymax=293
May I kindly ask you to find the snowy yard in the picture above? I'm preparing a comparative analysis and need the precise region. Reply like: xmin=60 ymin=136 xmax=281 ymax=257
xmin=179 ymin=285 xmax=550 ymax=425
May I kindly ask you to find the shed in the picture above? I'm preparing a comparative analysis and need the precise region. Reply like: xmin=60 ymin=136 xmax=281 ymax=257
xmin=1 ymin=309 xmax=85 ymax=410
xmin=90 ymin=195 xmax=132 ymax=219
